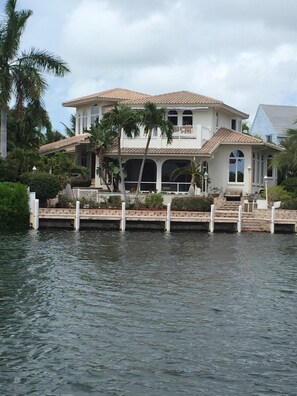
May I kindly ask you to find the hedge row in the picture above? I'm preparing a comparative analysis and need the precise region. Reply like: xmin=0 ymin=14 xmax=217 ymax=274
xmin=171 ymin=196 xmax=213 ymax=212
xmin=0 ymin=182 xmax=29 ymax=229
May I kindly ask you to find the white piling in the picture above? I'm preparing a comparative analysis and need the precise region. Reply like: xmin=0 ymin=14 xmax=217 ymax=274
xmin=209 ymin=204 xmax=215 ymax=233
xmin=121 ymin=201 xmax=126 ymax=231
xmin=237 ymin=205 xmax=242 ymax=233
xmin=271 ymin=206 xmax=275 ymax=234
xmin=33 ymin=199 xmax=39 ymax=230
xmin=166 ymin=203 xmax=171 ymax=232
xmin=74 ymin=200 xmax=80 ymax=231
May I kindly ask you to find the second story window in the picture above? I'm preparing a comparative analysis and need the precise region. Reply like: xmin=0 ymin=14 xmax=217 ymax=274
xmin=82 ymin=110 xmax=88 ymax=131
xmin=182 ymin=110 xmax=193 ymax=126
xmin=231 ymin=119 xmax=237 ymax=130
xmin=267 ymin=155 xmax=273 ymax=177
xmin=168 ymin=110 xmax=178 ymax=126
xmin=91 ymin=105 xmax=100 ymax=125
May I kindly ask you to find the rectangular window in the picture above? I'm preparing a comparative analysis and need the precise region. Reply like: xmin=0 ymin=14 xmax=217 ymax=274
xmin=231 ymin=119 xmax=237 ymax=130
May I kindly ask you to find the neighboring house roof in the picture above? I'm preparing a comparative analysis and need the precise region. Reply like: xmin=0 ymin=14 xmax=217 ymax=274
xmin=39 ymin=133 xmax=90 ymax=155
xmin=63 ymin=88 xmax=150 ymax=107
xmin=254 ymin=104 xmax=297 ymax=136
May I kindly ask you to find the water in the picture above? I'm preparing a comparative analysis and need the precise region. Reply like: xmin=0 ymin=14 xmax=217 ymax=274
xmin=0 ymin=230 xmax=296 ymax=396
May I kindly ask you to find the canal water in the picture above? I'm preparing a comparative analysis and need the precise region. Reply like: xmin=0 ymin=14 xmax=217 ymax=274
xmin=0 ymin=230 xmax=296 ymax=396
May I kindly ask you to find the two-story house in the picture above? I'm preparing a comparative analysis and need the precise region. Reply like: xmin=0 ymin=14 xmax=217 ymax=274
xmin=40 ymin=88 xmax=282 ymax=195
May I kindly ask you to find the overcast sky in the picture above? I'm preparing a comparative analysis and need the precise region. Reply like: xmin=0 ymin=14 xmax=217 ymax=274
xmin=3 ymin=0 xmax=297 ymax=132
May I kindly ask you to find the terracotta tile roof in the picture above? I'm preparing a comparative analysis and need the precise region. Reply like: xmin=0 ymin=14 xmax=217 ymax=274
xmin=198 ymin=128 xmax=266 ymax=155
xmin=123 ymin=90 xmax=222 ymax=106
xmin=39 ymin=133 xmax=90 ymax=155
xmin=63 ymin=88 xmax=150 ymax=107
xmin=106 ymin=147 xmax=203 ymax=157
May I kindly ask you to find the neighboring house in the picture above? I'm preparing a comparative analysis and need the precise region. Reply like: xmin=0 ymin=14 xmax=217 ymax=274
xmin=40 ymin=88 xmax=282 ymax=195
xmin=250 ymin=104 xmax=297 ymax=144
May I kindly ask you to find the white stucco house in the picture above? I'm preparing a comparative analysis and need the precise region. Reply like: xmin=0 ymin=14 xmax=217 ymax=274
xmin=40 ymin=88 xmax=282 ymax=196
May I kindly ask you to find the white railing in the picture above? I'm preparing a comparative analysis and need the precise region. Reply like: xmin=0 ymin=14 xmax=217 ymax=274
xmin=161 ymin=182 xmax=191 ymax=193
xmin=172 ymin=125 xmax=196 ymax=139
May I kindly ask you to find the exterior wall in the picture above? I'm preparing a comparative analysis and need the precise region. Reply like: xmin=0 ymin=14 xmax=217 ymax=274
xmin=250 ymin=106 xmax=275 ymax=142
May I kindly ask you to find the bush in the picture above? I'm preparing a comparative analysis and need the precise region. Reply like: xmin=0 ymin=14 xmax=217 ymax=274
xmin=281 ymin=198 xmax=297 ymax=210
xmin=0 ymin=182 xmax=29 ymax=229
xmin=126 ymin=196 xmax=146 ymax=210
xmin=0 ymin=159 xmax=18 ymax=182
xmin=145 ymin=193 xmax=164 ymax=209
xmin=171 ymin=196 xmax=214 ymax=211
xmin=108 ymin=195 xmax=122 ymax=208
xmin=266 ymin=186 xmax=294 ymax=203
xmin=70 ymin=178 xmax=92 ymax=188
xmin=280 ymin=177 xmax=297 ymax=196
xmin=19 ymin=172 xmax=62 ymax=207
xmin=56 ymin=194 xmax=75 ymax=208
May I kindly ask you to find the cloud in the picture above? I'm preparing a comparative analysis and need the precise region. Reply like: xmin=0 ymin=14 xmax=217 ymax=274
xmin=9 ymin=0 xmax=297 ymax=130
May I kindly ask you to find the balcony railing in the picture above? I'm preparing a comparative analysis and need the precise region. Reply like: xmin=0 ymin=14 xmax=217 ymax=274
xmin=172 ymin=125 xmax=196 ymax=139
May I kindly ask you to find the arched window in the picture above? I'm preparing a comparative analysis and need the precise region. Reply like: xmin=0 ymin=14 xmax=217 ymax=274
xmin=267 ymin=155 xmax=273 ymax=177
xmin=168 ymin=110 xmax=178 ymax=126
xmin=91 ymin=104 xmax=100 ymax=125
xmin=82 ymin=110 xmax=88 ymax=131
xmin=182 ymin=110 xmax=192 ymax=125
xmin=229 ymin=150 xmax=244 ymax=183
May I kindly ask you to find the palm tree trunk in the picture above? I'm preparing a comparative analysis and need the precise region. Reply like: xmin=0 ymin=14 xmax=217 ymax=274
xmin=96 ymin=148 xmax=111 ymax=192
xmin=118 ymin=135 xmax=126 ymax=202
xmin=136 ymin=130 xmax=152 ymax=197
xmin=1 ymin=107 xmax=8 ymax=159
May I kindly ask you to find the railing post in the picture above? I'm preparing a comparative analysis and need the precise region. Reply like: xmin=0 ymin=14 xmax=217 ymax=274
xmin=271 ymin=206 xmax=275 ymax=234
xmin=33 ymin=199 xmax=39 ymax=230
xmin=166 ymin=203 xmax=171 ymax=232
xmin=121 ymin=201 xmax=126 ymax=231
xmin=237 ymin=205 xmax=242 ymax=233
xmin=209 ymin=204 xmax=214 ymax=233
xmin=74 ymin=200 xmax=80 ymax=231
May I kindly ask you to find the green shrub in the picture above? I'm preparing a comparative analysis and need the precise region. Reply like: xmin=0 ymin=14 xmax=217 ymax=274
xmin=19 ymin=172 xmax=62 ymax=207
xmin=171 ymin=196 xmax=213 ymax=211
xmin=0 ymin=159 xmax=18 ymax=182
xmin=280 ymin=177 xmax=297 ymax=196
xmin=79 ymin=197 xmax=100 ymax=209
xmin=0 ymin=182 xmax=29 ymax=229
xmin=126 ymin=196 xmax=146 ymax=210
xmin=71 ymin=178 xmax=92 ymax=188
xmin=108 ymin=195 xmax=122 ymax=208
xmin=145 ymin=193 xmax=164 ymax=209
xmin=281 ymin=198 xmax=297 ymax=210
xmin=56 ymin=194 xmax=75 ymax=208
xmin=266 ymin=186 xmax=294 ymax=203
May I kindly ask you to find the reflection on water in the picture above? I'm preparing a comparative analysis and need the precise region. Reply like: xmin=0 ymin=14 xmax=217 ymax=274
xmin=0 ymin=230 xmax=296 ymax=395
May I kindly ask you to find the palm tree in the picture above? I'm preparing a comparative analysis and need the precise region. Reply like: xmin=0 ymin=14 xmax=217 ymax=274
xmin=61 ymin=114 xmax=76 ymax=138
xmin=136 ymin=102 xmax=173 ymax=196
xmin=171 ymin=160 xmax=204 ymax=195
xmin=0 ymin=0 xmax=70 ymax=159
xmin=274 ymin=128 xmax=297 ymax=178
xmin=102 ymin=104 xmax=140 ymax=202
xmin=88 ymin=119 xmax=116 ymax=192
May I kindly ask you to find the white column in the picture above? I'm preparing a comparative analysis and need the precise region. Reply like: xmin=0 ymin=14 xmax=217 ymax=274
xmin=166 ymin=203 xmax=171 ymax=232
xmin=209 ymin=204 xmax=215 ymax=233
xmin=156 ymin=159 xmax=162 ymax=193
xmin=33 ymin=199 xmax=39 ymax=230
xmin=271 ymin=206 xmax=275 ymax=234
xmin=74 ymin=200 xmax=80 ymax=231
xmin=237 ymin=205 xmax=242 ymax=233
xmin=121 ymin=201 xmax=126 ymax=231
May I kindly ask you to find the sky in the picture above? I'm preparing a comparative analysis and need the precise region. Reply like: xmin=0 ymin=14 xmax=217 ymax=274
xmin=2 ymin=0 xmax=297 ymax=132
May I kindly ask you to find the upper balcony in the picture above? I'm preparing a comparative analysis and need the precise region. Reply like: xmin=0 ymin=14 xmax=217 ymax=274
xmin=122 ymin=125 xmax=213 ymax=150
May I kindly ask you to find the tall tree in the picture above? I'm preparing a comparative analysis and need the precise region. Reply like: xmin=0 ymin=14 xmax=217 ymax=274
xmin=136 ymin=102 xmax=173 ymax=196
xmin=274 ymin=128 xmax=297 ymax=178
xmin=88 ymin=119 xmax=116 ymax=192
xmin=102 ymin=104 xmax=140 ymax=202
xmin=61 ymin=114 xmax=76 ymax=137
xmin=0 ymin=0 xmax=70 ymax=158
